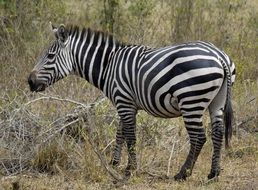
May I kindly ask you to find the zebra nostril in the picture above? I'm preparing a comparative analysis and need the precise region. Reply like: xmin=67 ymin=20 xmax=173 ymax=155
xmin=28 ymin=73 xmax=34 ymax=85
xmin=28 ymin=76 xmax=33 ymax=86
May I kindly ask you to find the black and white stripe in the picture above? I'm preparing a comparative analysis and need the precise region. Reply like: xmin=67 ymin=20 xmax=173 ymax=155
xmin=28 ymin=25 xmax=236 ymax=180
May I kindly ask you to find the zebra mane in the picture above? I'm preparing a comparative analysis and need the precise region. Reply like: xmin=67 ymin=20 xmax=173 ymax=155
xmin=67 ymin=25 xmax=123 ymax=47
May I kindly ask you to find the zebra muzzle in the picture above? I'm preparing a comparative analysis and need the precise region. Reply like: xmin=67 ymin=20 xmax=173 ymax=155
xmin=28 ymin=71 xmax=47 ymax=92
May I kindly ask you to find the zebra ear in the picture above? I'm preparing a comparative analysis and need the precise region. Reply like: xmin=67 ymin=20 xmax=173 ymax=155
xmin=50 ymin=22 xmax=58 ymax=34
xmin=56 ymin=24 xmax=69 ymax=43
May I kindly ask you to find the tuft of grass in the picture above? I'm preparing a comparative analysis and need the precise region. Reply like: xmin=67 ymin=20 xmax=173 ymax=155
xmin=31 ymin=141 xmax=70 ymax=174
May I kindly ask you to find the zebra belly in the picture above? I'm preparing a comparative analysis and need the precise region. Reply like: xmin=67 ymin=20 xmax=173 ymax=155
xmin=137 ymin=92 xmax=182 ymax=118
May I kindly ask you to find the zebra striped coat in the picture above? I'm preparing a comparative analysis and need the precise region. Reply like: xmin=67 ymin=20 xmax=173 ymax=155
xmin=28 ymin=24 xmax=235 ymax=181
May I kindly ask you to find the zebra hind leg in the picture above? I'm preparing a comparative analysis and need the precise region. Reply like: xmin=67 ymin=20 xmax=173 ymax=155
xmin=208 ymin=112 xmax=223 ymax=179
xmin=174 ymin=115 xmax=206 ymax=181
xmin=208 ymin=80 xmax=227 ymax=179
xmin=110 ymin=121 xmax=125 ymax=166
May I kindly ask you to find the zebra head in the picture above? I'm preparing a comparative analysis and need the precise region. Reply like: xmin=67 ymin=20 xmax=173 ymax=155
xmin=28 ymin=24 xmax=74 ymax=92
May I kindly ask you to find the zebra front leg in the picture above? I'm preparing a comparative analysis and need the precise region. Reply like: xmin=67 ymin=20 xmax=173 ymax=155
xmin=117 ymin=111 xmax=137 ymax=177
xmin=123 ymin=123 xmax=137 ymax=177
xmin=174 ymin=116 xmax=206 ymax=181
xmin=111 ymin=121 xmax=125 ymax=166
xmin=113 ymin=106 xmax=137 ymax=178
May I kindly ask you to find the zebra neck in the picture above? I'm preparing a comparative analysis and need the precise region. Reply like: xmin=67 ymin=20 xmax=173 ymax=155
xmin=70 ymin=28 xmax=122 ymax=90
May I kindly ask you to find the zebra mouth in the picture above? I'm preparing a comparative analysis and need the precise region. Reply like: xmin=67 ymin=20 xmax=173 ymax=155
xmin=35 ymin=83 xmax=46 ymax=92
xmin=28 ymin=79 xmax=47 ymax=92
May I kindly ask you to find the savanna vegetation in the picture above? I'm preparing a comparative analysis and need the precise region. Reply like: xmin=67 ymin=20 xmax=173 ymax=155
xmin=0 ymin=0 xmax=258 ymax=189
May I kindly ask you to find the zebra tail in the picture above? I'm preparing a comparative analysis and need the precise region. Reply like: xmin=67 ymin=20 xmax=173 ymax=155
xmin=224 ymin=92 xmax=233 ymax=149
xmin=222 ymin=59 xmax=233 ymax=149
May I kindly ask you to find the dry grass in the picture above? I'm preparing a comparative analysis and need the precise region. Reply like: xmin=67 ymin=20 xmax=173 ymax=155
xmin=0 ymin=82 xmax=257 ymax=189
xmin=0 ymin=137 xmax=257 ymax=190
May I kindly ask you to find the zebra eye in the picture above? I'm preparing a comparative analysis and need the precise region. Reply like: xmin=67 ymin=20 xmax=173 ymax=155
xmin=48 ymin=53 xmax=56 ymax=59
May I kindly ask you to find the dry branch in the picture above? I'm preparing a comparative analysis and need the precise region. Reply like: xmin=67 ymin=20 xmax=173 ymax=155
xmin=0 ymin=94 xmax=124 ymax=181
xmin=234 ymin=108 xmax=258 ymax=131
xmin=32 ymin=95 xmax=125 ymax=182
xmin=84 ymin=126 xmax=124 ymax=182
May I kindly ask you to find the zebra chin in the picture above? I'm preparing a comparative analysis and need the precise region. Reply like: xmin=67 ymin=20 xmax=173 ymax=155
xmin=28 ymin=82 xmax=47 ymax=92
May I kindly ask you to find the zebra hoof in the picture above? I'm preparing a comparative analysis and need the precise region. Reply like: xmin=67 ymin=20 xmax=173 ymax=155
xmin=123 ymin=164 xmax=136 ymax=179
xmin=174 ymin=172 xmax=187 ymax=181
xmin=110 ymin=159 xmax=119 ymax=166
xmin=208 ymin=170 xmax=220 ymax=180
xmin=124 ymin=169 xmax=131 ymax=177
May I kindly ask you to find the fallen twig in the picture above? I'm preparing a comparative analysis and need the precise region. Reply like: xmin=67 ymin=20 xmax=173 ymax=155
xmin=234 ymin=109 xmax=258 ymax=130
xmin=102 ymin=139 xmax=116 ymax=153
xmin=84 ymin=129 xmax=124 ymax=182
xmin=166 ymin=137 xmax=178 ymax=177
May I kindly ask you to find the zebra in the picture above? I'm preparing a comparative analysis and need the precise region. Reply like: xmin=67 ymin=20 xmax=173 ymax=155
xmin=28 ymin=24 xmax=236 ymax=181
